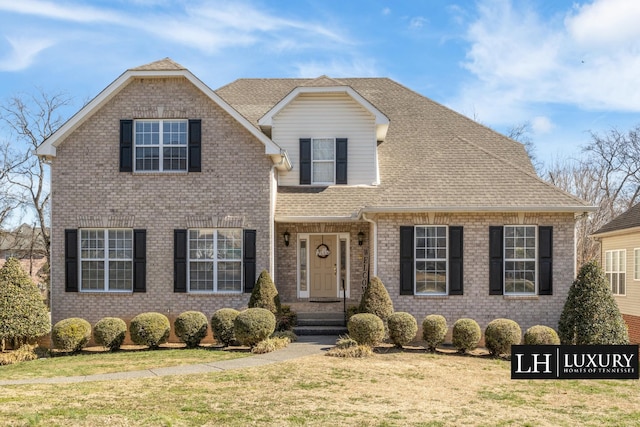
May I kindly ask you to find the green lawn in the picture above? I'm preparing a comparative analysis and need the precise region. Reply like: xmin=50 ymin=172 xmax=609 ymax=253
xmin=1 ymin=349 xmax=639 ymax=426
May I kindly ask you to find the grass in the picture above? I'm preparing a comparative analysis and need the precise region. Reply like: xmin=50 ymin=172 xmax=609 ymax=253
xmin=0 ymin=346 xmax=250 ymax=380
xmin=1 ymin=347 xmax=639 ymax=426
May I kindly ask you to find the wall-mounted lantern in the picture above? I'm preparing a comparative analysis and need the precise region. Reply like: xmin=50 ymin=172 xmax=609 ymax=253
xmin=283 ymin=230 xmax=290 ymax=246
xmin=358 ymin=231 xmax=365 ymax=246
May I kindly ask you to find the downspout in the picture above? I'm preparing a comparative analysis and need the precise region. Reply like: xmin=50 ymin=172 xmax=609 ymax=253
xmin=269 ymin=150 xmax=291 ymax=276
xmin=361 ymin=212 xmax=377 ymax=277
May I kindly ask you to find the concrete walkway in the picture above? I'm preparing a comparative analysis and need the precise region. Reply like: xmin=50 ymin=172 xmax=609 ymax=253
xmin=0 ymin=335 xmax=336 ymax=386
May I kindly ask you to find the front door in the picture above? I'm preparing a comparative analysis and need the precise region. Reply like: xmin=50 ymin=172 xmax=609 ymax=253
xmin=309 ymin=234 xmax=338 ymax=298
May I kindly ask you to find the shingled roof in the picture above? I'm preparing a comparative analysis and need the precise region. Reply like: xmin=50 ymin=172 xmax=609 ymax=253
xmin=216 ymin=77 xmax=593 ymax=220
xmin=593 ymin=203 xmax=640 ymax=236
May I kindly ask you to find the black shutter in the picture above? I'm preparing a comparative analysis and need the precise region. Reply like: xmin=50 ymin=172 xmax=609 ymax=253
xmin=299 ymin=138 xmax=311 ymax=185
xmin=399 ymin=226 xmax=414 ymax=295
xmin=174 ymin=229 xmax=187 ymax=293
xmin=133 ymin=229 xmax=146 ymax=293
xmin=188 ymin=119 xmax=201 ymax=172
xmin=538 ymin=226 xmax=553 ymax=295
xmin=489 ymin=226 xmax=504 ymax=295
xmin=65 ymin=229 xmax=78 ymax=292
xmin=243 ymin=229 xmax=256 ymax=293
xmin=449 ymin=226 xmax=464 ymax=295
xmin=336 ymin=138 xmax=348 ymax=184
xmin=120 ymin=119 xmax=133 ymax=172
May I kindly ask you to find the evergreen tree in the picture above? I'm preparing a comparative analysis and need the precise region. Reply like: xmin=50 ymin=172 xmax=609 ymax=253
xmin=558 ymin=260 xmax=629 ymax=345
xmin=248 ymin=270 xmax=281 ymax=314
xmin=0 ymin=258 xmax=51 ymax=350
xmin=359 ymin=276 xmax=394 ymax=322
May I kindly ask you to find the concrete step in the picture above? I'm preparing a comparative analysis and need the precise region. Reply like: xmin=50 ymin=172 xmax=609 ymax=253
xmin=294 ymin=325 xmax=348 ymax=336
xmin=294 ymin=312 xmax=347 ymax=336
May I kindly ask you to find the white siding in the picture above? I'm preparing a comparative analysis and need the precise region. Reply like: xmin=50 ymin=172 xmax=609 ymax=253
xmin=601 ymin=232 xmax=640 ymax=317
xmin=273 ymin=93 xmax=378 ymax=186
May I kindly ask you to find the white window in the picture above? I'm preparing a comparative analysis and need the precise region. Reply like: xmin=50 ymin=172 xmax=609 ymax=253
xmin=80 ymin=229 xmax=132 ymax=292
xmin=605 ymin=249 xmax=626 ymax=295
xmin=312 ymin=138 xmax=335 ymax=184
xmin=188 ymin=229 xmax=242 ymax=293
xmin=135 ymin=119 xmax=187 ymax=172
xmin=635 ymin=248 xmax=640 ymax=281
xmin=504 ymin=226 xmax=536 ymax=295
xmin=415 ymin=226 xmax=447 ymax=294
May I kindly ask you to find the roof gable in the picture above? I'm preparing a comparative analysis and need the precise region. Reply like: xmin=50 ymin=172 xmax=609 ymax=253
xmin=593 ymin=203 xmax=640 ymax=236
xmin=36 ymin=58 xmax=284 ymax=159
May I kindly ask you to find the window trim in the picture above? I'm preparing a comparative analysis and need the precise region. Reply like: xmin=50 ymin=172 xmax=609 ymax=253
xmin=134 ymin=119 xmax=189 ymax=173
xmin=503 ymin=225 xmax=537 ymax=296
xmin=605 ymin=249 xmax=626 ymax=296
xmin=78 ymin=228 xmax=133 ymax=293
xmin=414 ymin=225 xmax=448 ymax=296
xmin=187 ymin=228 xmax=243 ymax=294
xmin=311 ymin=137 xmax=336 ymax=185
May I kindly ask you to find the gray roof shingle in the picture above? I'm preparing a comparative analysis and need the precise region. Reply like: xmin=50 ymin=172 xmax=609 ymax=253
xmin=593 ymin=203 xmax=640 ymax=235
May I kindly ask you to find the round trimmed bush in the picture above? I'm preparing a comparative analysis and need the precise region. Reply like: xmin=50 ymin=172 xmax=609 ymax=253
xmin=452 ymin=318 xmax=481 ymax=353
xmin=211 ymin=308 xmax=240 ymax=346
xmin=524 ymin=325 xmax=560 ymax=345
xmin=174 ymin=311 xmax=208 ymax=348
xmin=347 ymin=313 xmax=385 ymax=347
xmin=387 ymin=312 xmax=418 ymax=348
xmin=129 ymin=312 xmax=170 ymax=349
xmin=93 ymin=317 xmax=127 ymax=351
xmin=422 ymin=314 xmax=448 ymax=352
xmin=52 ymin=318 xmax=92 ymax=353
xmin=485 ymin=318 xmax=522 ymax=357
xmin=234 ymin=308 xmax=276 ymax=347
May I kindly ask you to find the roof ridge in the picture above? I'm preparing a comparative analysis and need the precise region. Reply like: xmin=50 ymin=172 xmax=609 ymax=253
xmin=454 ymin=135 xmax=593 ymax=207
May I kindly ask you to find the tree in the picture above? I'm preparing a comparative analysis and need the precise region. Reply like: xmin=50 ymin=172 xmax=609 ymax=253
xmin=558 ymin=260 xmax=628 ymax=345
xmin=0 ymin=258 xmax=51 ymax=351
xmin=507 ymin=121 xmax=543 ymax=174
xmin=359 ymin=276 xmax=394 ymax=322
xmin=248 ymin=270 xmax=281 ymax=314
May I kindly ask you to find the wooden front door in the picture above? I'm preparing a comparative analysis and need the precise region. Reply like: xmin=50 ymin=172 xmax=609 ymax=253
xmin=309 ymin=235 xmax=338 ymax=298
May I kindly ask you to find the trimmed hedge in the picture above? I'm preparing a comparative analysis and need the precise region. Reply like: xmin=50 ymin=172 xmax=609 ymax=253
xmin=234 ymin=308 xmax=276 ymax=347
xmin=174 ymin=311 xmax=208 ymax=348
xmin=130 ymin=312 xmax=170 ymax=349
xmin=422 ymin=314 xmax=447 ymax=352
xmin=452 ymin=318 xmax=481 ymax=353
xmin=211 ymin=308 xmax=240 ymax=347
xmin=248 ymin=270 xmax=281 ymax=314
xmin=359 ymin=276 xmax=394 ymax=323
xmin=52 ymin=318 xmax=92 ymax=353
xmin=347 ymin=313 xmax=385 ymax=347
xmin=524 ymin=325 xmax=560 ymax=345
xmin=484 ymin=318 xmax=521 ymax=357
xmin=93 ymin=317 xmax=127 ymax=351
xmin=387 ymin=312 xmax=418 ymax=348
xmin=276 ymin=305 xmax=297 ymax=331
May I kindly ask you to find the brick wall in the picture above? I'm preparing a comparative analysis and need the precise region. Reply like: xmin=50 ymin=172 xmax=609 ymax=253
xmin=50 ymin=77 xmax=272 ymax=326
xmin=623 ymin=314 xmax=640 ymax=344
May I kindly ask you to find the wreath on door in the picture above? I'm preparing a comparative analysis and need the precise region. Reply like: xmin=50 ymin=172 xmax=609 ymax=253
xmin=315 ymin=243 xmax=331 ymax=258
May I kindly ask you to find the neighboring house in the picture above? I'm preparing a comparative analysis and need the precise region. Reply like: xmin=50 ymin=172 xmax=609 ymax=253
xmin=0 ymin=224 xmax=48 ymax=294
xmin=36 ymin=58 xmax=594 ymax=335
xmin=592 ymin=203 xmax=640 ymax=343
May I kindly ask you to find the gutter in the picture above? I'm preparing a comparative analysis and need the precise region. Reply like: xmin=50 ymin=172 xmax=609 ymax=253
xmin=358 ymin=205 xmax=597 ymax=214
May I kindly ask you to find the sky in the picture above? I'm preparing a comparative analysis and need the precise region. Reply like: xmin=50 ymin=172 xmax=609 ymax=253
xmin=1 ymin=0 xmax=640 ymax=166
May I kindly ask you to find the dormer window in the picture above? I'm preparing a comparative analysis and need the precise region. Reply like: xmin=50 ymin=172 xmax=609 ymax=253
xmin=300 ymin=137 xmax=347 ymax=185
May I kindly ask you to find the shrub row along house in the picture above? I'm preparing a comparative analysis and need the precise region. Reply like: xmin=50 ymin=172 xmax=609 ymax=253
xmin=36 ymin=59 xmax=594 ymax=336
xmin=592 ymin=203 xmax=640 ymax=343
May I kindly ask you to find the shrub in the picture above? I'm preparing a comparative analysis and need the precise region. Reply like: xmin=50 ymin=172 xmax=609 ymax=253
xmin=211 ymin=308 xmax=239 ymax=347
xmin=0 ymin=258 xmax=51 ymax=351
xmin=452 ymin=318 xmax=481 ymax=353
xmin=251 ymin=336 xmax=291 ymax=354
xmin=346 ymin=305 xmax=360 ymax=321
xmin=0 ymin=344 xmax=38 ymax=365
xmin=422 ymin=315 xmax=448 ymax=352
xmin=271 ymin=330 xmax=298 ymax=342
xmin=387 ymin=312 xmax=418 ymax=348
xmin=234 ymin=308 xmax=276 ymax=347
xmin=52 ymin=318 xmax=92 ymax=353
xmin=276 ymin=305 xmax=297 ymax=331
xmin=484 ymin=318 xmax=522 ymax=357
xmin=129 ymin=312 xmax=170 ymax=349
xmin=335 ymin=335 xmax=358 ymax=349
xmin=248 ymin=270 xmax=281 ymax=314
xmin=174 ymin=311 xmax=208 ymax=348
xmin=559 ymin=260 xmax=629 ymax=345
xmin=347 ymin=313 xmax=385 ymax=347
xmin=524 ymin=325 xmax=560 ymax=345
xmin=93 ymin=317 xmax=127 ymax=351
xmin=358 ymin=277 xmax=394 ymax=323
xmin=326 ymin=344 xmax=373 ymax=358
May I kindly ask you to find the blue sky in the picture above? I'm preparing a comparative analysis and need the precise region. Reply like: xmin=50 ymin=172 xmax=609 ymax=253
xmin=1 ymin=0 xmax=639 ymax=165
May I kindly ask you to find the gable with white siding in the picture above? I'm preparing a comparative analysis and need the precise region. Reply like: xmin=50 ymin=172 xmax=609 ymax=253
xmin=272 ymin=92 xmax=379 ymax=187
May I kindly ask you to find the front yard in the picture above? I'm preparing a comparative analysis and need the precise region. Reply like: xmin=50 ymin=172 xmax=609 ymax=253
xmin=1 ymin=347 xmax=639 ymax=426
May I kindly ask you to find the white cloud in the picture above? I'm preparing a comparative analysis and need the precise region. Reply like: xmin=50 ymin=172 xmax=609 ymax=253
xmin=531 ymin=116 xmax=554 ymax=134
xmin=451 ymin=0 xmax=640 ymax=127
xmin=409 ymin=16 xmax=427 ymax=29
xmin=0 ymin=36 xmax=54 ymax=71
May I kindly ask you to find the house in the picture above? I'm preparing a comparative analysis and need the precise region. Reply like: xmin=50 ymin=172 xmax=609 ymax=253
xmin=592 ymin=203 xmax=640 ymax=343
xmin=36 ymin=58 xmax=594 ymax=337
xmin=0 ymin=224 xmax=48 ymax=294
